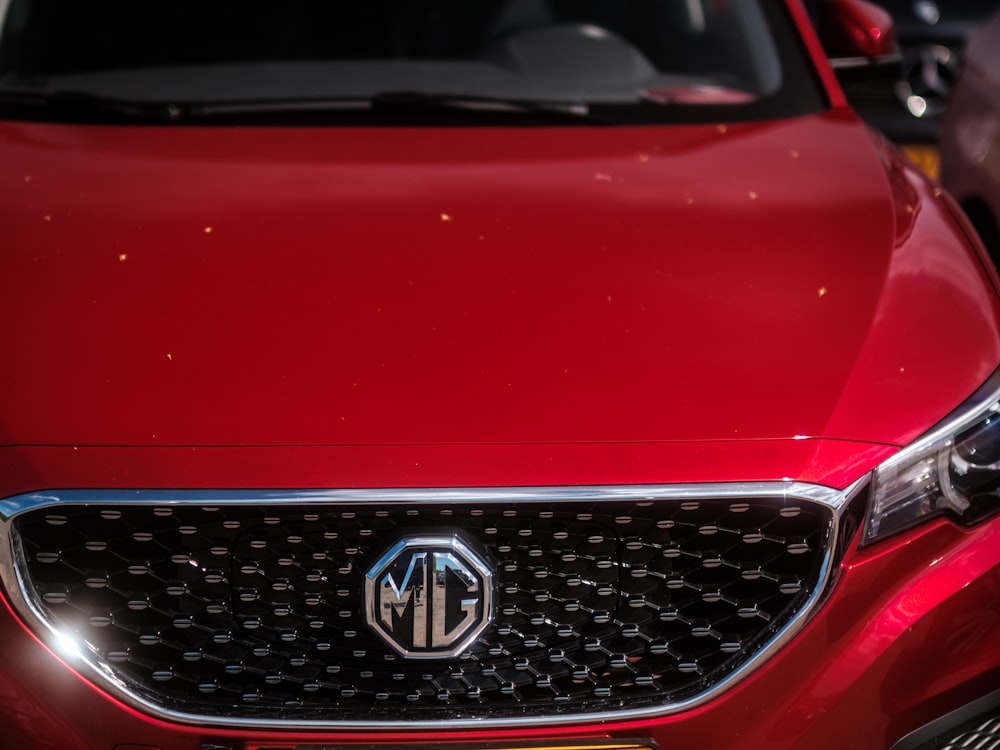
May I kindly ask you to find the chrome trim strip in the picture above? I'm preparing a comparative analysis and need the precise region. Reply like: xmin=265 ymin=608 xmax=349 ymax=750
xmin=0 ymin=481 xmax=856 ymax=731
xmin=829 ymin=52 xmax=904 ymax=70
xmin=0 ymin=481 xmax=855 ymax=521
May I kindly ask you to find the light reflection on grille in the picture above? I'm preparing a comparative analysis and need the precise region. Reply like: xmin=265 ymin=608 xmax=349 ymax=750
xmin=14 ymin=498 xmax=831 ymax=720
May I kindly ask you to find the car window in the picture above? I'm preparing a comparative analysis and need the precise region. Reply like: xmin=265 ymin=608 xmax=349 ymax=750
xmin=0 ymin=0 xmax=826 ymax=124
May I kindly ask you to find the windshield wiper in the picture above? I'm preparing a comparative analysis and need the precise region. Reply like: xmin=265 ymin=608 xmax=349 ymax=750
xmin=0 ymin=87 xmax=609 ymax=125
xmin=0 ymin=88 xmax=185 ymax=122
xmin=184 ymin=91 xmax=606 ymax=123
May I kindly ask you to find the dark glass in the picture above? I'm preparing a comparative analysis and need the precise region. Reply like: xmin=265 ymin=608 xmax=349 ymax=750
xmin=0 ymin=0 xmax=826 ymax=124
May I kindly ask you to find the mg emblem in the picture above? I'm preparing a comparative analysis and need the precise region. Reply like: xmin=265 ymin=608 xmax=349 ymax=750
xmin=364 ymin=535 xmax=493 ymax=659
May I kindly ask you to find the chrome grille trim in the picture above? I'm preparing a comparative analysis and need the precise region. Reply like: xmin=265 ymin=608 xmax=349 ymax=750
xmin=0 ymin=480 xmax=865 ymax=730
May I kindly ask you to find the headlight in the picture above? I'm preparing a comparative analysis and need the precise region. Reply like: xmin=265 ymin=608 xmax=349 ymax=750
xmin=865 ymin=371 xmax=1000 ymax=545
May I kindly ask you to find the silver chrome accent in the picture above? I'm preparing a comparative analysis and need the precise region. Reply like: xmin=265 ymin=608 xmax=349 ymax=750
xmin=894 ymin=43 xmax=960 ymax=119
xmin=914 ymin=1 xmax=940 ymax=27
xmin=364 ymin=535 xmax=493 ymax=659
xmin=0 ymin=480 xmax=865 ymax=731
xmin=0 ymin=482 xmax=859 ymax=521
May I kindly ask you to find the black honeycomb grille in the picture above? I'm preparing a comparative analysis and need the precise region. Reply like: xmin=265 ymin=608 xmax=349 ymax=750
xmin=12 ymin=497 xmax=832 ymax=721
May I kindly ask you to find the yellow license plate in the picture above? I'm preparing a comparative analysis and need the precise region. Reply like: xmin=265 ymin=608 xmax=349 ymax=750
xmin=901 ymin=144 xmax=940 ymax=180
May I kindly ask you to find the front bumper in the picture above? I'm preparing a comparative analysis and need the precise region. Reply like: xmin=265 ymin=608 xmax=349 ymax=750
xmin=0 ymin=506 xmax=997 ymax=750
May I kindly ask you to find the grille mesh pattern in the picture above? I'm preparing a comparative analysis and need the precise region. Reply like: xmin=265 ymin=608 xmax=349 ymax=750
xmin=934 ymin=717 xmax=1000 ymax=750
xmin=14 ymin=497 xmax=831 ymax=720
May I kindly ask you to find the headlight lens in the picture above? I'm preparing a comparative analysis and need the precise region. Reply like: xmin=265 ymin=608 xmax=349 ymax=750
xmin=865 ymin=373 xmax=1000 ymax=545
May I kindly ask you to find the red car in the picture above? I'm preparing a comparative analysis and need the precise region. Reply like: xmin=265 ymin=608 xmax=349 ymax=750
xmin=0 ymin=2 xmax=998 ymax=750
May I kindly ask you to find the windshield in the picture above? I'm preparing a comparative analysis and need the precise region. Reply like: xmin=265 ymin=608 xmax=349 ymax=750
xmin=0 ymin=0 xmax=825 ymax=124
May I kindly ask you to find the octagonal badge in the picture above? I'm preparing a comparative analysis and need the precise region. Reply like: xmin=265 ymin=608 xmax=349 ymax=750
xmin=363 ymin=535 xmax=493 ymax=659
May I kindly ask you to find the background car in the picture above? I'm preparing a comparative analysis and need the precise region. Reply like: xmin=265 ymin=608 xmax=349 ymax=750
xmin=939 ymin=7 xmax=1000 ymax=261
xmin=865 ymin=0 xmax=999 ymax=139
xmin=807 ymin=0 xmax=1000 ymax=178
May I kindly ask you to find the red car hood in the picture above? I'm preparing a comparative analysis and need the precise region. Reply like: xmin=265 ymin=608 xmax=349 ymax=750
xmin=1 ymin=113 xmax=998 ymax=474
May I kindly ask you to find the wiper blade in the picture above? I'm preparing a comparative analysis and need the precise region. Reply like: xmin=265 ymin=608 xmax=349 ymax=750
xmin=0 ymin=88 xmax=607 ymax=125
xmin=0 ymin=87 xmax=185 ymax=122
xmin=183 ymin=91 xmax=604 ymax=123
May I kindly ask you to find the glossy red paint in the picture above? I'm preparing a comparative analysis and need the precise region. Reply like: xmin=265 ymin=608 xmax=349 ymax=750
xmin=2 ymin=115 xmax=998 ymax=456
xmin=0 ymin=515 xmax=997 ymax=750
